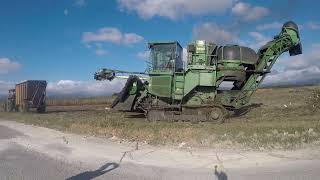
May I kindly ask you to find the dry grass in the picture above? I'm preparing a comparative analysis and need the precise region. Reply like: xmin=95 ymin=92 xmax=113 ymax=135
xmin=309 ymin=89 xmax=320 ymax=111
xmin=46 ymin=96 xmax=114 ymax=106
xmin=0 ymin=86 xmax=320 ymax=150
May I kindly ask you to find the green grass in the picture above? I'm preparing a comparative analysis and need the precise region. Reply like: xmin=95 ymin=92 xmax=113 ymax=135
xmin=0 ymin=86 xmax=320 ymax=150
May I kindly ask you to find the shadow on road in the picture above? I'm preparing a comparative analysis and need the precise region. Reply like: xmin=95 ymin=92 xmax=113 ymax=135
xmin=0 ymin=125 xmax=24 ymax=140
xmin=66 ymin=162 xmax=119 ymax=180
xmin=214 ymin=165 xmax=228 ymax=180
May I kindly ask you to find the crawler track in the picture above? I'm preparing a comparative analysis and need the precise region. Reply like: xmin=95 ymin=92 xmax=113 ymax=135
xmin=146 ymin=104 xmax=229 ymax=123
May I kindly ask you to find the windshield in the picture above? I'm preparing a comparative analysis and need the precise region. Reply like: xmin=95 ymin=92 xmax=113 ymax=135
xmin=150 ymin=44 xmax=176 ymax=71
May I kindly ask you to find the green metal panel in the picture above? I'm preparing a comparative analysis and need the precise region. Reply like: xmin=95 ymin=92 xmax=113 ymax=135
xmin=150 ymin=75 xmax=172 ymax=97
xmin=183 ymin=71 xmax=200 ymax=96
xmin=174 ymin=73 xmax=185 ymax=100
xmin=187 ymin=65 xmax=207 ymax=70
xmin=199 ymin=72 xmax=214 ymax=86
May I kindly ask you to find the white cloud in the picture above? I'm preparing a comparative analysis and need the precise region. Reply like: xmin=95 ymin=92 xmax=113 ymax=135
xmin=249 ymin=32 xmax=266 ymax=42
xmin=264 ymin=66 xmax=320 ymax=85
xmin=85 ymin=44 xmax=92 ymax=49
xmin=47 ymin=79 xmax=126 ymax=96
xmin=123 ymin=33 xmax=144 ymax=45
xmin=117 ymin=0 xmax=233 ymax=20
xmin=0 ymin=79 xmax=127 ymax=97
xmin=0 ymin=58 xmax=21 ymax=74
xmin=95 ymin=49 xmax=108 ymax=56
xmin=137 ymin=50 xmax=150 ymax=60
xmin=263 ymin=43 xmax=320 ymax=85
xmin=279 ymin=44 xmax=319 ymax=71
xmin=85 ymin=43 xmax=108 ymax=56
xmin=232 ymin=2 xmax=269 ymax=22
xmin=73 ymin=0 xmax=87 ymax=7
xmin=63 ymin=9 xmax=69 ymax=16
xmin=306 ymin=21 xmax=320 ymax=30
xmin=256 ymin=22 xmax=282 ymax=31
xmin=82 ymin=28 xmax=123 ymax=44
xmin=241 ymin=31 xmax=271 ymax=50
xmin=193 ymin=22 xmax=238 ymax=45
xmin=0 ymin=81 xmax=15 ymax=95
xmin=82 ymin=27 xmax=144 ymax=46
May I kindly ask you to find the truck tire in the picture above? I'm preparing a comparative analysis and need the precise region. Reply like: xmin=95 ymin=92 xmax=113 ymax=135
xmin=6 ymin=100 xmax=15 ymax=112
xmin=19 ymin=101 xmax=29 ymax=113
xmin=37 ymin=105 xmax=46 ymax=113
xmin=3 ymin=102 xmax=7 ymax=112
xmin=18 ymin=105 xmax=23 ymax=112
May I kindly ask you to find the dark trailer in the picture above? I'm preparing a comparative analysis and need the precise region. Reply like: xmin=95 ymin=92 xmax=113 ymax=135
xmin=15 ymin=80 xmax=47 ymax=113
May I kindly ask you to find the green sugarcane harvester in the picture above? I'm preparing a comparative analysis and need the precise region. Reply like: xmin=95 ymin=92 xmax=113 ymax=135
xmin=94 ymin=21 xmax=302 ymax=123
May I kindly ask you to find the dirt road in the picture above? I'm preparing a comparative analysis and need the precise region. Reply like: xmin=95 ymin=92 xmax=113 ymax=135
xmin=0 ymin=119 xmax=319 ymax=180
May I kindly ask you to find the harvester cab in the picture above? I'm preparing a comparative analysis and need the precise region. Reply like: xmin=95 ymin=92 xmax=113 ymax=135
xmin=95 ymin=21 xmax=302 ymax=122
xmin=148 ymin=41 xmax=183 ymax=72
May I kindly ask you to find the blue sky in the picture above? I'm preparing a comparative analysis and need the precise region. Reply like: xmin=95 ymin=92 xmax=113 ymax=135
xmin=0 ymin=0 xmax=320 ymax=95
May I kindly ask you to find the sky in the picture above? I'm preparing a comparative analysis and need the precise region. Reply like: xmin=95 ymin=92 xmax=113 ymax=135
xmin=0 ymin=0 xmax=320 ymax=96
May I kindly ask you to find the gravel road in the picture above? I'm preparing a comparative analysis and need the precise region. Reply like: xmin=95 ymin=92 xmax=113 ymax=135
xmin=0 ymin=120 xmax=320 ymax=180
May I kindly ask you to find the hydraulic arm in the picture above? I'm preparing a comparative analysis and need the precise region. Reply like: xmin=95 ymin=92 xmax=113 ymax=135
xmin=94 ymin=68 xmax=147 ymax=81
xmin=224 ymin=21 xmax=302 ymax=108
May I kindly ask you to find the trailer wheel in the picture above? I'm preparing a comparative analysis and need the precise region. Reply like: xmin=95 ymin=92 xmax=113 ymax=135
xmin=19 ymin=101 xmax=29 ymax=113
xmin=37 ymin=105 xmax=46 ymax=113
xmin=4 ymin=100 xmax=15 ymax=112
xmin=18 ymin=105 xmax=23 ymax=112
xmin=6 ymin=102 xmax=10 ymax=112
xmin=3 ymin=102 xmax=7 ymax=112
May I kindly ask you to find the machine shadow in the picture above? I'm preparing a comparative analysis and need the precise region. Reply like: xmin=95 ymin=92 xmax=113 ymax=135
xmin=125 ymin=113 xmax=146 ymax=119
xmin=65 ymin=162 xmax=119 ymax=180
xmin=125 ymin=103 xmax=264 ymax=120
xmin=45 ymin=109 xmax=100 ymax=114
xmin=230 ymin=103 xmax=264 ymax=118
